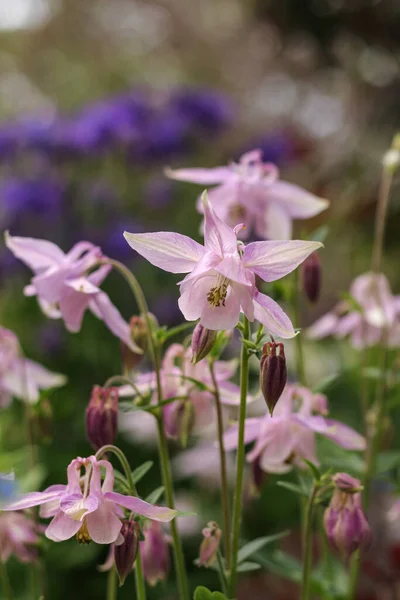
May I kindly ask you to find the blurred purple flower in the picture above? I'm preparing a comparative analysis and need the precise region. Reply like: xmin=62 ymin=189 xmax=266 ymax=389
xmin=170 ymin=88 xmax=234 ymax=132
xmin=143 ymin=176 xmax=174 ymax=209
xmin=240 ymin=131 xmax=296 ymax=166
xmin=0 ymin=177 xmax=64 ymax=227
xmin=103 ymin=220 xmax=144 ymax=261
xmin=131 ymin=110 xmax=189 ymax=162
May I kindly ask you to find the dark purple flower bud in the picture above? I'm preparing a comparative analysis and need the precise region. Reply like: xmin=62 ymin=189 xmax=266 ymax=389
xmin=324 ymin=473 xmax=371 ymax=560
xmin=163 ymin=400 xmax=195 ymax=447
xmin=121 ymin=316 xmax=148 ymax=371
xmin=198 ymin=521 xmax=221 ymax=567
xmin=114 ymin=520 xmax=140 ymax=586
xmin=85 ymin=385 xmax=119 ymax=450
xmin=250 ymin=456 xmax=268 ymax=498
xmin=140 ymin=521 xmax=170 ymax=586
xmin=302 ymin=252 xmax=321 ymax=303
xmin=191 ymin=323 xmax=217 ymax=364
xmin=260 ymin=342 xmax=287 ymax=415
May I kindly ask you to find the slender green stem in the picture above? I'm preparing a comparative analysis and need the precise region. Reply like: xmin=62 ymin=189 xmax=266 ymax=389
xmin=107 ymin=566 xmax=117 ymax=600
xmin=0 ymin=561 xmax=12 ymax=600
xmin=103 ymin=374 xmax=146 ymax=402
xmin=348 ymin=550 xmax=360 ymax=600
xmin=300 ymin=483 xmax=318 ymax=600
xmin=228 ymin=317 xmax=250 ymax=597
xmin=106 ymin=259 xmax=189 ymax=600
xmin=371 ymin=168 xmax=393 ymax=273
xmin=216 ymin=550 xmax=229 ymax=597
xmin=209 ymin=360 xmax=231 ymax=571
xmin=134 ymin=553 xmax=146 ymax=600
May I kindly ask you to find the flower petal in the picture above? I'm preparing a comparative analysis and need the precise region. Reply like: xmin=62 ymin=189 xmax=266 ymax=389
xmin=45 ymin=511 xmax=81 ymax=541
xmin=105 ymin=493 xmax=177 ymax=522
xmin=293 ymin=415 xmax=366 ymax=451
xmin=266 ymin=181 xmax=329 ymax=218
xmin=59 ymin=287 xmax=91 ymax=333
xmin=215 ymin=255 xmax=252 ymax=286
xmin=59 ymin=493 xmax=99 ymax=520
xmin=260 ymin=202 xmax=292 ymax=240
xmin=89 ymin=292 xmax=142 ymax=353
xmin=86 ymin=501 xmax=123 ymax=544
xmin=165 ymin=166 xmax=231 ymax=185
xmin=306 ymin=312 xmax=340 ymax=339
xmin=253 ymin=291 xmax=295 ymax=338
xmin=3 ymin=489 xmax=64 ymax=511
xmin=124 ymin=231 xmax=205 ymax=273
xmin=202 ymin=193 xmax=238 ymax=256
xmin=223 ymin=418 xmax=263 ymax=451
xmin=200 ymin=285 xmax=241 ymax=330
xmin=5 ymin=232 xmax=65 ymax=272
xmin=243 ymin=240 xmax=323 ymax=282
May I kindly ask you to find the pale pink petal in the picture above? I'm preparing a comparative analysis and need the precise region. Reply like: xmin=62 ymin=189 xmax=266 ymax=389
xmin=223 ymin=418 xmax=262 ymax=451
xmin=293 ymin=415 xmax=366 ymax=451
xmin=202 ymin=193 xmax=238 ymax=255
xmin=292 ymin=428 xmax=319 ymax=468
xmin=200 ymin=285 xmax=241 ymax=330
xmin=215 ymin=255 xmax=252 ymax=286
xmin=65 ymin=241 xmax=97 ymax=262
xmin=179 ymin=252 xmax=221 ymax=285
xmin=335 ymin=313 xmax=361 ymax=338
xmin=240 ymin=149 xmax=263 ymax=165
xmin=45 ymin=511 xmax=81 ymax=541
xmin=165 ymin=166 xmax=232 ymax=185
xmin=243 ymin=240 xmax=322 ymax=282
xmin=86 ymin=502 xmax=122 ymax=544
xmin=2 ymin=358 xmax=65 ymax=404
xmin=212 ymin=359 xmax=238 ymax=381
xmin=89 ymin=292 xmax=142 ymax=353
xmin=59 ymin=288 xmax=91 ymax=333
xmin=39 ymin=485 xmax=66 ymax=518
xmin=253 ymin=291 xmax=295 ymax=338
xmin=260 ymin=202 xmax=292 ymax=240
xmin=98 ymin=545 xmax=115 ymax=572
xmin=32 ymin=267 xmax=70 ymax=304
xmin=64 ymin=277 xmax=100 ymax=295
xmin=5 ymin=232 xmax=65 ymax=272
xmin=217 ymin=381 xmax=243 ymax=406
xmin=105 ymin=492 xmax=177 ymax=522
xmin=86 ymin=265 xmax=112 ymax=287
xmin=306 ymin=312 xmax=340 ymax=339
xmin=3 ymin=489 xmax=64 ymax=511
xmin=231 ymin=282 xmax=255 ymax=322
xmin=124 ymin=231 xmax=205 ymax=273
xmin=59 ymin=493 xmax=99 ymax=520
xmin=266 ymin=181 xmax=329 ymax=218
xmin=178 ymin=276 xmax=212 ymax=322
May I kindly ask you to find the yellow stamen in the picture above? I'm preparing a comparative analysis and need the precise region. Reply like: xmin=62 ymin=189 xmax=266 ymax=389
xmin=76 ymin=520 xmax=91 ymax=544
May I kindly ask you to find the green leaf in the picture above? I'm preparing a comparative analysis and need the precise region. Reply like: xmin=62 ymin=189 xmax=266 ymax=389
xmin=302 ymin=459 xmax=321 ymax=481
xmin=276 ymin=481 xmax=309 ymax=497
xmin=145 ymin=486 xmax=165 ymax=505
xmin=339 ymin=292 xmax=363 ymax=314
xmin=132 ymin=461 xmax=153 ymax=484
xmin=237 ymin=531 xmax=290 ymax=564
xmin=237 ymin=561 xmax=262 ymax=572
xmin=377 ymin=451 xmax=400 ymax=473
xmin=193 ymin=586 xmax=228 ymax=600
xmin=308 ymin=224 xmax=329 ymax=244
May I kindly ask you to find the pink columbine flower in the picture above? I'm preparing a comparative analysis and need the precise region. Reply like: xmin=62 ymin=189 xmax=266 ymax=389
xmin=0 ymin=511 xmax=41 ymax=563
xmin=140 ymin=520 xmax=171 ymax=587
xmin=223 ymin=384 xmax=365 ymax=474
xmin=307 ymin=272 xmax=400 ymax=349
xmin=5 ymin=233 xmax=141 ymax=353
xmin=166 ymin=150 xmax=329 ymax=240
xmin=0 ymin=326 xmax=66 ymax=407
xmin=3 ymin=456 xmax=177 ymax=545
xmin=124 ymin=194 xmax=322 ymax=334
xmin=119 ymin=343 xmax=243 ymax=440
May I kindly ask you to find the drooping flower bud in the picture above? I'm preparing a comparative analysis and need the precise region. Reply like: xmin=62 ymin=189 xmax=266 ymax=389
xmin=324 ymin=473 xmax=371 ymax=560
xmin=250 ymin=456 xmax=268 ymax=498
xmin=198 ymin=521 xmax=221 ymax=567
xmin=140 ymin=521 xmax=170 ymax=587
xmin=191 ymin=324 xmax=217 ymax=364
xmin=114 ymin=520 xmax=140 ymax=586
xmin=302 ymin=252 xmax=321 ymax=303
xmin=163 ymin=400 xmax=195 ymax=447
xmin=85 ymin=385 xmax=119 ymax=450
xmin=120 ymin=315 xmax=148 ymax=371
xmin=260 ymin=342 xmax=287 ymax=415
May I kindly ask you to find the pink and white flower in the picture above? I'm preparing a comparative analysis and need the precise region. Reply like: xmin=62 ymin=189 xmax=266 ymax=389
xmin=5 ymin=233 xmax=141 ymax=353
xmin=3 ymin=456 xmax=177 ymax=545
xmin=223 ymin=384 xmax=365 ymax=474
xmin=124 ymin=194 xmax=321 ymax=334
xmin=307 ymin=272 xmax=400 ymax=349
xmin=0 ymin=326 xmax=65 ymax=406
xmin=0 ymin=511 xmax=41 ymax=563
xmin=166 ymin=150 xmax=329 ymax=240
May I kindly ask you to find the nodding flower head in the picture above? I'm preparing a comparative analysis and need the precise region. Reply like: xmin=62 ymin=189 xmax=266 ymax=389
xmin=86 ymin=386 xmax=119 ymax=450
xmin=260 ymin=342 xmax=287 ymax=415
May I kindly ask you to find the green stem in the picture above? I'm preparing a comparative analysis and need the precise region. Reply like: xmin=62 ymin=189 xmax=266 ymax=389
xmin=216 ymin=550 xmax=229 ymax=597
xmin=107 ymin=566 xmax=117 ymax=600
xmin=0 ymin=561 xmax=12 ymax=600
xmin=371 ymin=167 xmax=393 ymax=273
xmin=106 ymin=260 xmax=189 ymax=600
xmin=348 ymin=550 xmax=360 ymax=600
xmin=300 ymin=483 xmax=318 ymax=600
xmin=209 ymin=360 xmax=231 ymax=571
xmin=103 ymin=374 xmax=146 ymax=402
xmin=228 ymin=317 xmax=250 ymax=597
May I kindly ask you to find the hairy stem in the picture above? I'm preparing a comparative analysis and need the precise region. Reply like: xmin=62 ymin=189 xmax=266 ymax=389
xmin=300 ymin=483 xmax=318 ymax=600
xmin=229 ymin=317 xmax=250 ymax=597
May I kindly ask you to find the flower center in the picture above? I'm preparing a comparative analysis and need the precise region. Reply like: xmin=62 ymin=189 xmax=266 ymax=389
xmin=76 ymin=520 xmax=91 ymax=544
xmin=207 ymin=276 xmax=230 ymax=308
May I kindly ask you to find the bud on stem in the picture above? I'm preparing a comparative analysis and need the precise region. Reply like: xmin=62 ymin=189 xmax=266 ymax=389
xmin=260 ymin=342 xmax=287 ymax=415
xmin=191 ymin=323 xmax=217 ymax=364
xmin=121 ymin=315 xmax=148 ymax=371
xmin=302 ymin=252 xmax=321 ymax=303
xmin=85 ymin=385 xmax=119 ymax=450
xmin=115 ymin=520 xmax=140 ymax=586
xmin=198 ymin=521 xmax=221 ymax=567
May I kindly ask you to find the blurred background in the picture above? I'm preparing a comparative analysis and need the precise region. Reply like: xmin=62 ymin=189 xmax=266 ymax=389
xmin=0 ymin=0 xmax=400 ymax=598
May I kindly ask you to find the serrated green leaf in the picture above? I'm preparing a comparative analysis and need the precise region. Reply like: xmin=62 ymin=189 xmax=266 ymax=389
xmin=132 ymin=461 xmax=153 ymax=484
xmin=237 ymin=531 xmax=289 ymax=564
xmin=145 ymin=486 xmax=165 ymax=505
xmin=276 ymin=481 xmax=309 ymax=497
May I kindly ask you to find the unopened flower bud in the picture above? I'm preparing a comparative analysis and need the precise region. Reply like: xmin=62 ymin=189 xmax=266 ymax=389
xmin=85 ymin=385 xmax=119 ymax=450
xmin=260 ymin=342 xmax=287 ymax=415
xmin=191 ymin=324 xmax=217 ymax=364
xmin=324 ymin=473 xmax=371 ymax=560
xmin=121 ymin=316 xmax=148 ymax=371
xmin=140 ymin=521 xmax=170 ymax=586
xmin=250 ymin=456 xmax=268 ymax=498
xmin=198 ymin=521 xmax=221 ymax=567
xmin=302 ymin=252 xmax=321 ymax=303
xmin=163 ymin=400 xmax=195 ymax=447
xmin=115 ymin=520 xmax=140 ymax=586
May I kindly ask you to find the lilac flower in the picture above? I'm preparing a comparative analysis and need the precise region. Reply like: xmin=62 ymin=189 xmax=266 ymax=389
xmin=0 ymin=512 xmax=41 ymax=563
xmin=0 ymin=326 xmax=65 ymax=407
xmin=3 ymin=456 xmax=176 ymax=545
xmin=307 ymin=272 xmax=400 ymax=349
xmin=140 ymin=520 xmax=171 ymax=586
xmin=5 ymin=234 xmax=141 ymax=353
xmin=166 ymin=150 xmax=329 ymax=240
xmin=119 ymin=343 xmax=242 ymax=439
xmin=124 ymin=194 xmax=321 ymax=333
xmin=223 ymin=384 xmax=365 ymax=474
